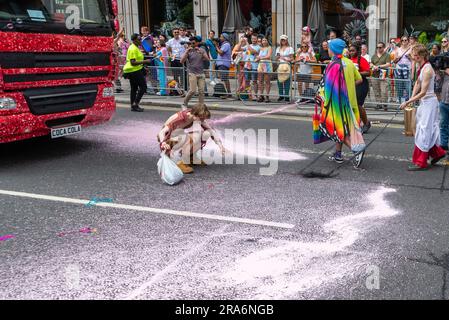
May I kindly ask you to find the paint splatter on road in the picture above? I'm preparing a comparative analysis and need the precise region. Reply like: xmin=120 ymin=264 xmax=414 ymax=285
xmin=222 ymin=187 xmax=399 ymax=298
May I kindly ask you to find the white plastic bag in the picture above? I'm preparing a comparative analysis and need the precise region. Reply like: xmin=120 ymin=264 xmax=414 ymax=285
xmin=157 ymin=152 xmax=184 ymax=185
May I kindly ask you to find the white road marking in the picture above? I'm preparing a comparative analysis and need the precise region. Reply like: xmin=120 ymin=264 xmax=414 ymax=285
xmin=0 ymin=189 xmax=294 ymax=229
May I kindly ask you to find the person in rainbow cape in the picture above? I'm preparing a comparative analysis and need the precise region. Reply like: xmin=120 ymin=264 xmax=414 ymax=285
xmin=314 ymin=38 xmax=366 ymax=168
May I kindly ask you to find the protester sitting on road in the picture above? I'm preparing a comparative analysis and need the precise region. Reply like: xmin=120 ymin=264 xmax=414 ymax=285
xmin=180 ymin=36 xmax=210 ymax=109
xmin=295 ymin=42 xmax=316 ymax=103
xmin=123 ymin=33 xmax=152 ymax=112
xmin=256 ymin=37 xmax=273 ymax=103
xmin=275 ymin=35 xmax=294 ymax=102
xmin=349 ymin=43 xmax=371 ymax=133
xmin=157 ymin=104 xmax=227 ymax=174
xmin=370 ymin=42 xmax=392 ymax=111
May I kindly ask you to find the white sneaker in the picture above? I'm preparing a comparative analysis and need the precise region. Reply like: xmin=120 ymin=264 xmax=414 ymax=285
xmin=353 ymin=150 xmax=365 ymax=168
xmin=181 ymin=104 xmax=188 ymax=110
xmin=156 ymin=92 xmax=161 ymax=96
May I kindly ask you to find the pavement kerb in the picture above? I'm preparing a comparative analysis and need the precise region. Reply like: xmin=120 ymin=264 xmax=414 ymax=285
xmin=115 ymin=97 xmax=405 ymax=125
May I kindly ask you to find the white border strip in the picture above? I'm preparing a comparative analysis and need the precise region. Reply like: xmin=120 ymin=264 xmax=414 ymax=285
xmin=0 ymin=189 xmax=295 ymax=229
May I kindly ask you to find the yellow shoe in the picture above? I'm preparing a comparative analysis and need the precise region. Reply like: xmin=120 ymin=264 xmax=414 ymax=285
xmin=177 ymin=161 xmax=194 ymax=174
xmin=191 ymin=158 xmax=207 ymax=166
xmin=189 ymin=155 xmax=207 ymax=166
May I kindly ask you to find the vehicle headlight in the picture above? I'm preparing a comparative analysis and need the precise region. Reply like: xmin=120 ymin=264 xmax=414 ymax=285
xmin=0 ymin=97 xmax=17 ymax=110
xmin=102 ymin=87 xmax=115 ymax=98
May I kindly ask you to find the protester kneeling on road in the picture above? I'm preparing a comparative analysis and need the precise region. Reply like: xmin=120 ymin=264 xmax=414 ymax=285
xmin=157 ymin=104 xmax=227 ymax=174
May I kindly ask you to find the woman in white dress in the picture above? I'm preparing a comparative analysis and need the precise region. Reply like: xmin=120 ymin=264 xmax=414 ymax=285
xmin=400 ymin=44 xmax=447 ymax=171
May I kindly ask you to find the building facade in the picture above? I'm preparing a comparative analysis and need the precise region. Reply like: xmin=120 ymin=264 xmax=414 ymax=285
xmin=193 ymin=0 xmax=401 ymax=55
xmin=118 ymin=0 xmax=449 ymax=55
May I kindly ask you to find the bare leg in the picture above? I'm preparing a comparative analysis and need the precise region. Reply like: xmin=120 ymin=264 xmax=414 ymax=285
xmin=358 ymin=104 xmax=369 ymax=126
xmin=265 ymin=74 xmax=271 ymax=100
xmin=257 ymin=72 xmax=264 ymax=99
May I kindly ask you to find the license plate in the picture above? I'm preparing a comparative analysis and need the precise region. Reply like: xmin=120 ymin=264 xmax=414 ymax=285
xmin=51 ymin=124 xmax=81 ymax=139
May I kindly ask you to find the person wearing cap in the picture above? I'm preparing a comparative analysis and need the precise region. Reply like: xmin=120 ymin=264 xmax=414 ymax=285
xmin=316 ymin=38 xmax=366 ymax=168
xmin=123 ymin=33 xmax=153 ymax=112
xmin=180 ymin=36 xmax=210 ymax=109
xmin=276 ymin=35 xmax=294 ymax=102
xmin=215 ymin=33 xmax=232 ymax=98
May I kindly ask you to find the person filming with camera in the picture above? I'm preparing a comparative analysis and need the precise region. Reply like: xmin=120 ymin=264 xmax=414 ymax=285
xmin=180 ymin=36 xmax=210 ymax=110
xmin=438 ymin=51 xmax=449 ymax=152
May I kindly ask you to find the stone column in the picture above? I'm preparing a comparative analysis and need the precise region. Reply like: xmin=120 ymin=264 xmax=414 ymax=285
xmin=194 ymin=0 xmax=219 ymax=36
xmin=388 ymin=0 xmax=399 ymax=41
xmin=274 ymin=0 xmax=302 ymax=48
xmin=117 ymin=0 xmax=140 ymax=35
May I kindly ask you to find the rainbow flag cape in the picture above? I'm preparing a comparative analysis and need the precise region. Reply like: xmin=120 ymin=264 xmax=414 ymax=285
xmin=317 ymin=57 xmax=360 ymax=144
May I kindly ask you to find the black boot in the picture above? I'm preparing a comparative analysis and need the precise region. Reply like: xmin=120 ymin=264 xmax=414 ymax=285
xmin=131 ymin=104 xmax=144 ymax=112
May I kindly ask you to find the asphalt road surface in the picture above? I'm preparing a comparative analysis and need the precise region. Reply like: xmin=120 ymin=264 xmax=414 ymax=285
xmin=1 ymin=104 xmax=449 ymax=300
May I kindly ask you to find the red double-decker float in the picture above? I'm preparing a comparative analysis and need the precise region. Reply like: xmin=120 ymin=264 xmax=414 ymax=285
xmin=0 ymin=0 xmax=119 ymax=143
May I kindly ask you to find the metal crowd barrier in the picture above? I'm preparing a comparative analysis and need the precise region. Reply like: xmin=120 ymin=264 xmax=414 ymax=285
xmin=114 ymin=57 xmax=414 ymax=109
xmin=293 ymin=62 xmax=326 ymax=103
xmin=145 ymin=65 xmax=187 ymax=96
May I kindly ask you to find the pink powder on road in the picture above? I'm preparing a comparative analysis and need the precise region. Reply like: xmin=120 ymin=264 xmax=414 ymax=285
xmin=0 ymin=235 xmax=15 ymax=241
xmin=210 ymin=104 xmax=296 ymax=126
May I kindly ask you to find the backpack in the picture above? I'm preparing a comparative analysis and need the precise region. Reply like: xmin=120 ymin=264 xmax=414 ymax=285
xmin=213 ymin=82 xmax=227 ymax=97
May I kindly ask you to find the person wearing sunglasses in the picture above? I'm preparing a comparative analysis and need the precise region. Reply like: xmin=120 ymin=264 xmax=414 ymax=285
xmin=442 ymin=38 xmax=449 ymax=54
xmin=295 ymin=42 xmax=316 ymax=103
xmin=392 ymin=36 xmax=412 ymax=103
xmin=275 ymin=35 xmax=294 ymax=102
xmin=371 ymin=42 xmax=392 ymax=111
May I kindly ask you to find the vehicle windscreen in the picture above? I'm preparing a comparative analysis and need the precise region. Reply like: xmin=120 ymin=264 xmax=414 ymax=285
xmin=0 ymin=0 xmax=112 ymax=36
